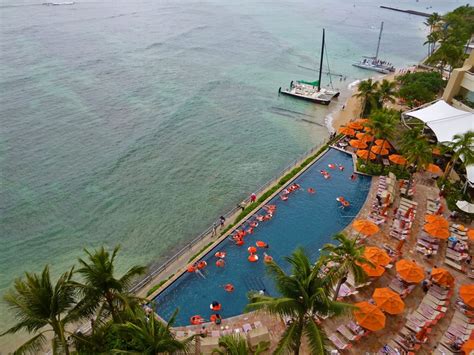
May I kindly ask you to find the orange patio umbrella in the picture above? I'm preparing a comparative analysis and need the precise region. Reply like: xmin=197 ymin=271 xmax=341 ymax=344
xmin=356 ymin=149 xmax=376 ymax=160
xmin=348 ymin=122 xmax=364 ymax=130
xmin=353 ymin=219 xmax=380 ymax=236
xmin=426 ymin=163 xmax=443 ymax=176
xmin=424 ymin=223 xmax=450 ymax=239
xmin=459 ymin=284 xmax=474 ymax=307
xmin=424 ymin=215 xmax=449 ymax=228
xmin=356 ymin=132 xmax=374 ymax=142
xmin=364 ymin=246 xmax=391 ymax=266
xmin=432 ymin=147 xmax=441 ymax=155
xmin=374 ymin=139 xmax=392 ymax=149
xmin=468 ymin=229 xmax=474 ymax=241
xmin=431 ymin=267 xmax=454 ymax=287
xmin=370 ymin=145 xmax=389 ymax=156
xmin=356 ymin=261 xmax=386 ymax=277
xmin=349 ymin=139 xmax=368 ymax=149
xmin=461 ymin=340 xmax=474 ymax=355
xmin=338 ymin=126 xmax=356 ymax=136
xmin=353 ymin=302 xmax=386 ymax=331
xmin=363 ymin=126 xmax=372 ymax=132
xmin=396 ymin=259 xmax=425 ymax=283
xmin=354 ymin=118 xmax=369 ymax=124
xmin=373 ymin=288 xmax=405 ymax=315
xmin=389 ymin=154 xmax=407 ymax=165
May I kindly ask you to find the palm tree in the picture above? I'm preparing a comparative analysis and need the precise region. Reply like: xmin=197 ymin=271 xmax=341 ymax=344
xmin=400 ymin=128 xmax=433 ymax=194
xmin=212 ymin=334 xmax=270 ymax=355
xmin=442 ymin=131 xmax=474 ymax=179
xmin=245 ymin=248 xmax=351 ymax=355
xmin=354 ymin=79 xmax=379 ymax=116
xmin=0 ymin=266 xmax=81 ymax=355
xmin=74 ymin=245 xmax=146 ymax=324
xmin=377 ymin=79 xmax=397 ymax=106
xmin=115 ymin=307 xmax=193 ymax=354
xmin=321 ymin=233 xmax=370 ymax=301
xmin=365 ymin=109 xmax=398 ymax=166
xmin=424 ymin=12 xmax=442 ymax=55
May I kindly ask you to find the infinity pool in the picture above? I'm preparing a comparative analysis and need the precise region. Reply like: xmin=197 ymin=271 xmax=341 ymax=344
xmin=154 ymin=148 xmax=371 ymax=325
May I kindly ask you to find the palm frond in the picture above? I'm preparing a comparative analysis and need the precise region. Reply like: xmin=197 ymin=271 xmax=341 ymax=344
xmin=303 ymin=318 xmax=327 ymax=355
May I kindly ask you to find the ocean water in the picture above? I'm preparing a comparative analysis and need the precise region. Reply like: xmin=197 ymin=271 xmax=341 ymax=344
xmin=0 ymin=0 xmax=464 ymax=350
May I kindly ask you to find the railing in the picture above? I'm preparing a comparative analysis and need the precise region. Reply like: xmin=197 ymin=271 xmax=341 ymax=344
xmin=128 ymin=137 xmax=330 ymax=294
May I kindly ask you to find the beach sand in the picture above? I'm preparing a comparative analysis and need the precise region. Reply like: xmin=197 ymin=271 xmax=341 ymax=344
xmin=330 ymin=71 xmax=401 ymax=131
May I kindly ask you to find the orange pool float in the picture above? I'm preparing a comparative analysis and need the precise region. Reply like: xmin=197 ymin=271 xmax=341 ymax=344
xmin=197 ymin=261 xmax=207 ymax=270
xmin=307 ymin=188 xmax=316 ymax=193
xmin=250 ymin=221 xmax=258 ymax=228
xmin=187 ymin=265 xmax=196 ymax=273
xmin=215 ymin=251 xmax=226 ymax=259
xmin=248 ymin=246 xmax=257 ymax=254
xmin=264 ymin=254 xmax=273 ymax=263
xmin=216 ymin=259 xmax=225 ymax=267
xmin=236 ymin=240 xmax=244 ymax=246
xmin=248 ymin=254 xmax=259 ymax=262
xmin=256 ymin=241 xmax=268 ymax=248
xmin=210 ymin=302 xmax=222 ymax=311
xmin=224 ymin=283 xmax=235 ymax=292
xmin=190 ymin=315 xmax=204 ymax=325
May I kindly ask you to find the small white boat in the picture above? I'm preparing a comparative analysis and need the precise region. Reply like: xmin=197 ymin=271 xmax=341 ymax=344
xmin=353 ymin=22 xmax=395 ymax=74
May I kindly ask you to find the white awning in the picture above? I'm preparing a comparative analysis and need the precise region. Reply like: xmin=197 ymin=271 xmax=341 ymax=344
xmin=456 ymin=200 xmax=474 ymax=214
xmin=405 ymin=100 xmax=474 ymax=143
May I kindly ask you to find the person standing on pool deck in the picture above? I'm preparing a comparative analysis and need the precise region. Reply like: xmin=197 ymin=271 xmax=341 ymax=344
xmin=250 ymin=193 xmax=256 ymax=203
xmin=219 ymin=216 xmax=226 ymax=228
xmin=212 ymin=223 xmax=217 ymax=237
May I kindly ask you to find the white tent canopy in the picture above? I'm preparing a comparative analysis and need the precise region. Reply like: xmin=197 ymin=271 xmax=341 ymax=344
xmin=405 ymin=100 xmax=474 ymax=184
xmin=405 ymin=100 xmax=474 ymax=143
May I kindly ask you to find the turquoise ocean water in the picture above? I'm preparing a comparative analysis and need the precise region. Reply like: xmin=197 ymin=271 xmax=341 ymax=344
xmin=0 ymin=0 xmax=463 ymax=350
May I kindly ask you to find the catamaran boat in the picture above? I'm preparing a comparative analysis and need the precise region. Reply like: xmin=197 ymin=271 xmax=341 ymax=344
xmin=42 ymin=1 xmax=75 ymax=5
xmin=279 ymin=29 xmax=340 ymax=105
xmin=353 ymin=22 xmax=395 ymax=74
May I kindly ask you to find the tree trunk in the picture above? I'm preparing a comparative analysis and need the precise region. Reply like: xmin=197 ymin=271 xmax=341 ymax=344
xmin=51 ymin=319 xmax=69 ymax=355
xmin=106 ymin=293 xmax=120 ymax=323
xmin=333 ymin=273 xmax=348 ymax=301
xmin=293 ymin=318 xmax=304 ymax=355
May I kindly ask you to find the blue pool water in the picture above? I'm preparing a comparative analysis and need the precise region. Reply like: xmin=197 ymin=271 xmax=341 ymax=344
xmin=154 ymin=149 xmax=371 ymax=325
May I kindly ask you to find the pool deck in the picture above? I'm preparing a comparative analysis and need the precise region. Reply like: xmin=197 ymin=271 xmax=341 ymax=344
xmin=165 ymin=168 xmax=473 ymax=354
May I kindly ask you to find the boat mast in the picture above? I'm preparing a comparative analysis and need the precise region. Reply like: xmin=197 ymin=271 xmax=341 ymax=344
xmin=374 ymin=21 xmax=384 ymax=60
xmin=318 ymin=28 xmax=325 ymax=91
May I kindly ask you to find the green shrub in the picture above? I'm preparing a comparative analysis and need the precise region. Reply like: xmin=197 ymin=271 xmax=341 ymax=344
xmin=356 ymin=159 xmax=410 ymax=179
xmin=188 ymin=242 xmax=214 ymax=263
xmin=146 ymin=273 xmax=175 ymax=296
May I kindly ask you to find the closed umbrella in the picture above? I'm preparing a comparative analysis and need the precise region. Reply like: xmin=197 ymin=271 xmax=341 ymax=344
xmin=364 ymin=246 xmax=391 ymax=266
xmin=353 ymin=302 xmax=386 ymax=331
xmin=373 ymin=288 xmax=405 ymax=315
xmin=424 ymin=223 xmax=450 ymax=239
xmin=374 ymin=140 xmax=392 ymax=149
xmin=356 ymin=149 xmax=376 ymax=160
xmin=349 ymin=139 xmax=368 ymax=149
xmin=370 ymin=145 xmax=389 ymax=156
xmin=356 ymin=261 xmax=385 ymax=277
xmin=456 ymin=200 xmax=474 ymax=214
xmin=426 ymin=163 xmax=443 ymax=175
xmin=353 ymin=219 xmax=380 ymax=236
xmin=431 ymin=268 xmax=454 ymax=287
xmin=460 ymin=284 xmax=474 ymax=307
xmin=424 ymin=215 xmax=449 ymax=228
xmin=396 ymin=259 xmax=424 ymax=283
xmin=389 ymin=154 xmax=407 ymax=165
xmin=338 ymin=127 xmax=356 ymax=136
